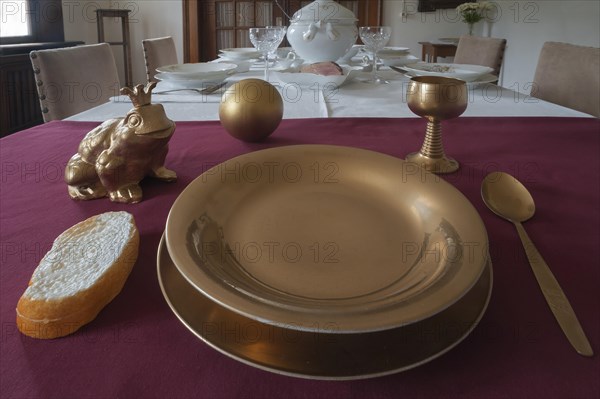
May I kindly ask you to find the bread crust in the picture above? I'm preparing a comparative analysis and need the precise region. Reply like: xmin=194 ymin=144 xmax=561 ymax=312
xmin=16 ymin=213 xmax=139 ymax=339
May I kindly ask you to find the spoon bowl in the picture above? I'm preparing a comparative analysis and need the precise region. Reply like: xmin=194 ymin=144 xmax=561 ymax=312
xmin=481 ymin=172 xmax=535 ymax=222
xmin=481 ymin=172 xmax=593 ymax=357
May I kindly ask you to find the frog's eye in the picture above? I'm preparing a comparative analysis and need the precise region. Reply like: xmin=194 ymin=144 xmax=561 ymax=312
xmin=127 ymin=113 xmax=142 ymax=128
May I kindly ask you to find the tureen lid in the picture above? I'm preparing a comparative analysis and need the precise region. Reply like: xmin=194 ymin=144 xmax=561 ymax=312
xmin=290 ymin=0 xmax=357 ymax=22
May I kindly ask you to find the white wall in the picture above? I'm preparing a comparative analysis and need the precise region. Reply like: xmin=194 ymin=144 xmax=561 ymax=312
xmin=383 ymin=0 xmax=600 ymax=92
xmin=62 ymin=0 xmax=183 ymax=86
xmin=63 ymin=0 xmax=600 ymax=93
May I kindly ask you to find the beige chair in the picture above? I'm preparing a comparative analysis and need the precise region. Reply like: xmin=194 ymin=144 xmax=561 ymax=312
xmin=142 ymin=36 xmax=178 ymax=82
xmin=453 ymin=35 xmax=507 ymax=77
xmin=532 ymin=42 xmax=600 ymax=118
xmin=30 ymin=43 xmax=120 ymax=122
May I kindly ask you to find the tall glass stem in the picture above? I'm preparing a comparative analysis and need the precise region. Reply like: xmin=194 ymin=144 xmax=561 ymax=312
xmin=371 ymin=50 xmax=378 ymax=82
xmin=264 ymin=51 xmax=270 ymax=81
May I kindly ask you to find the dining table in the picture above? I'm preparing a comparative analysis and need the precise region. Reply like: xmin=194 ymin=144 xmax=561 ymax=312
xmin=1 ymin=65 xmax=599 ymax=399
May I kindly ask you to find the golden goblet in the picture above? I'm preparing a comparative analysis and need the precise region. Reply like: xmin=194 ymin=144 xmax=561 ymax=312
xmin=405 ymin=76 xmax=468 ymax=174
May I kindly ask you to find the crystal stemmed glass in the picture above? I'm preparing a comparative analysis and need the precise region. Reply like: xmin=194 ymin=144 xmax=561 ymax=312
xmin=405 ymin=76 xmax=468 ymax=173
xmin=249 ymin=27 xmax=286 ymax=80
xmin=359 ymin=26 xmax=392 ymax=84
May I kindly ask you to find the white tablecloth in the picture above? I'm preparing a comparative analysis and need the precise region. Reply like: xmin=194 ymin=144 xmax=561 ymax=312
xmin=66 ymin=68 xmax=590 ymax=122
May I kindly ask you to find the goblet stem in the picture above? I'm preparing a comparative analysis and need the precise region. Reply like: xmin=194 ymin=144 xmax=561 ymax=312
xmin=420 ymin=119 xmax=445 ymax=158
xmin=405 ymin=118 xmax=459 ymax=174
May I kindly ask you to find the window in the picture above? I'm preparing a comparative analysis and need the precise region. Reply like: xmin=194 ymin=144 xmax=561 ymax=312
xmin=0 ymin=0 xmax=64 ymax=44
xmin=1 ymin=0 xmax=32 ymax=41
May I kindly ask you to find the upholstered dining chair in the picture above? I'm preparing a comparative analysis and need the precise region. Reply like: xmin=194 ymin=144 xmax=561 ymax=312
xmin=30 ymin=43 xmax=120 ymax=122
xmin=532 ymin=41 xmax=600 ymax=118
xmin=453 ymin=35 xmax=507 ymax=78
xmin=142 ymin=36 xmax=178 ymax=82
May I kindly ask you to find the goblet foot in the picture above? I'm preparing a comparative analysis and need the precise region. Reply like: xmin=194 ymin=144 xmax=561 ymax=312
xmin=405 ymin=151 xmax=459 ymax=174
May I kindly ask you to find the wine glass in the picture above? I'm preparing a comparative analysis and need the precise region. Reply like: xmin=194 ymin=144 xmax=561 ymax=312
xmin=359 ymin=26 xmax=392 ymax=84
xmin=405 ymin=76 xmax=468 ymax=174
xmin=249 ymin=27 xmax=287 ymax=81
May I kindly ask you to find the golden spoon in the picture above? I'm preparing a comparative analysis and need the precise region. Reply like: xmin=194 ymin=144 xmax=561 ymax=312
xmin=481 ymin=171 xmax=593 ymax=356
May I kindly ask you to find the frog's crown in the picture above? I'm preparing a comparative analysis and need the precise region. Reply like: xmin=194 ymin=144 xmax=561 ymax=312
xmin=120 ymin=82 xmax=157 ymax=107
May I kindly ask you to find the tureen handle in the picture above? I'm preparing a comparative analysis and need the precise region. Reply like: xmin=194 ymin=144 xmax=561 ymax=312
xmin=302 ymin=20 xmax=323 ymax=41
xmin=326 ymin=22 xmax=339 ymax=40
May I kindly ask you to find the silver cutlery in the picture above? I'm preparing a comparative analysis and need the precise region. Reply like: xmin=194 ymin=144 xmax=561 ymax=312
xmin=154 ymin=82 xmax=227 ymax=95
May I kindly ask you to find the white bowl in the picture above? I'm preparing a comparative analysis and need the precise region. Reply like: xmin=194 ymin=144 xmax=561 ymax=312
xmin=219 ymin=48 xmax=261 ymax=60
xmin=401 ymin=63 xmax=494 ymax=82
xmin=272 ymin=66 xmax=361 ymax=89
xmin=156 ymin=63 xmax=237 ymax=80
xmin=380 ymin=54 xmax=420 ymax=67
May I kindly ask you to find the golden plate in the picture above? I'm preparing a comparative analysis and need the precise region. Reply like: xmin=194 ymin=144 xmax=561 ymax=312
xmin=165 ymin=145 xmax=489 ymax=333
xmin=158 ymin=236 xmax=493 ymax=380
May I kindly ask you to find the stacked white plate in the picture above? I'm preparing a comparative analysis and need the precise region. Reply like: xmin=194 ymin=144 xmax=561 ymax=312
xmin=402 ymin=63 xmax=495 ymax=82
xmin=155 ymin=62 xmax=237 ymax=89
xmin=216 ymin=48 xmax=262 ymax=73
xmin=218 ymin=47 xmax=261 ymax=62
xmin=158 ymin=145 xmax=493 ymax=379
xmin=377 ymin=47 xmax=419 ymax=67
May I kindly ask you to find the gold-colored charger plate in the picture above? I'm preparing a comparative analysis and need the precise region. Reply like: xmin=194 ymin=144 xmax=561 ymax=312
xmin=157 ymin=236 xmax=493 ymax=380
xmin=166 ymin=145 xmax=489 ymax=333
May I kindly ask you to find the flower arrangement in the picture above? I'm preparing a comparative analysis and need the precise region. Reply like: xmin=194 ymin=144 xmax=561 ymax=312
xmin=456 ymin=2 xmax=492 ymax=35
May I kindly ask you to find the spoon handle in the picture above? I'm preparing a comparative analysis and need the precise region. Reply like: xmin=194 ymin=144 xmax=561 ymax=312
xmin=514 ymin=222 xmax=593 ymax=356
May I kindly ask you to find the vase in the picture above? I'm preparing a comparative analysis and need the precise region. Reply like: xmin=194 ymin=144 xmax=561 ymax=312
xmin=467 ymin=23 xmax=474 ymax=35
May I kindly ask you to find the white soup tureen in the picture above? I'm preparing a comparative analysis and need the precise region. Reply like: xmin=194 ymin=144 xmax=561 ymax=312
xmin=286 ymin=0 xmax=358 ymax=63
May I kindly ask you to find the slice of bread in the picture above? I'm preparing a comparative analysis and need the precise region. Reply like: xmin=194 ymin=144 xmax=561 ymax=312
xmin=16 ymin=211 xmax=139 ymax=339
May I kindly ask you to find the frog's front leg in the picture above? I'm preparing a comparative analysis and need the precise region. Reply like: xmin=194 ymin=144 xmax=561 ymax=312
xmin=150 ymin=166 xmax=177 ymax=181
xmin=96 ymin=150 xmax=143 ymax=203
xmin=148 ymin=145 xmax=177 ymax=182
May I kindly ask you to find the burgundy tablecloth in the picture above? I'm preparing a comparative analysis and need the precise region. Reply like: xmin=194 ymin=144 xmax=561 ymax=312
xmin=1 ymin=118 xmax=599 ymax=398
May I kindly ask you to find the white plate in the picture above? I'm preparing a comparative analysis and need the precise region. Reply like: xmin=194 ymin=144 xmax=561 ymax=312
xmin=402 ymin=63 xmax=494 ymax=82
xmin=219 ymin=47 xmax=261 ymax=60
xmin=272 ymin=66 xmax=361 ymax=89
xmin=399 ymin=70 xmax=498 ymax=87
xmin=378 ymin=47 xmax=410 ymax=57
xmin=156 ymin=63 xmax=237 ymax=80
xmin=438 ymin=37 xmax=460 ymax=44
xmin=212 ymin=58 xmax=253 ymax=73
xmin=467 ymin=73 xmax=499 ymax=86
xmin=155 ymin=74 xmax=227 ymax=89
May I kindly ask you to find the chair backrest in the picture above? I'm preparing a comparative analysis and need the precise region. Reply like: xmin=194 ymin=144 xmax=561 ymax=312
xmin=30 ymin=43 xmax=120 ymax=122
xmin=142 ymin=36 xmax=178 ymax=82
xmin=532 ymin=41 xmax=600 ymax=118
xmin=453 ymin=35 xmax=507 ymax=77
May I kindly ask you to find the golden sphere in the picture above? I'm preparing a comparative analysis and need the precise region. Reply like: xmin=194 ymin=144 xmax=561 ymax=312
xmin=219 ymin=79 xmax=284 ymax=142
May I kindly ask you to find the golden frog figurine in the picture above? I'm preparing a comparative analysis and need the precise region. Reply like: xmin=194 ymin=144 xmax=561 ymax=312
xmin=65 ymin=82 xmax=176 ymax=203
